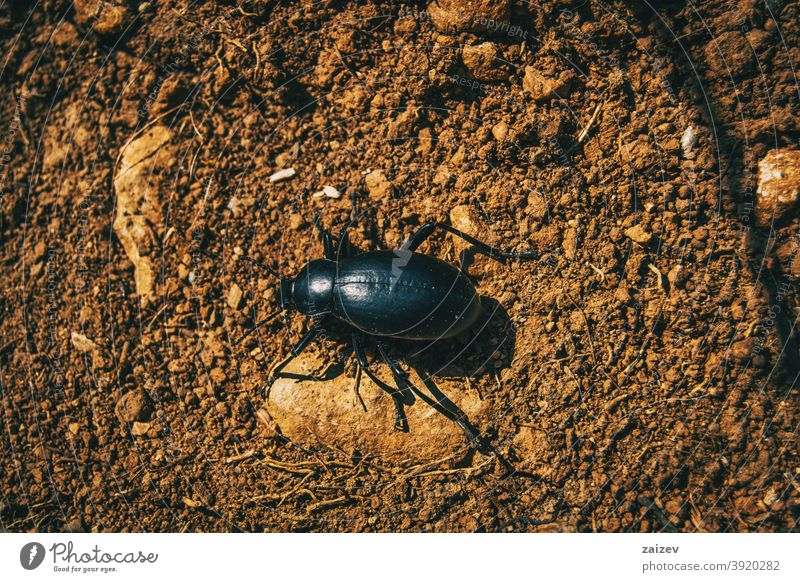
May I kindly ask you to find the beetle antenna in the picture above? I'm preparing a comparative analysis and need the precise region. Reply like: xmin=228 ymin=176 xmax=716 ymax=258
xmin=245 ymin=255 xmax=293 ymax=317
xmin=245 ymin=256 xmax=282 ymax=280
xmin=237 ymin=309 xmax=282 ymax=344
xmin=350 ymin=188 xmax=358 ymax=222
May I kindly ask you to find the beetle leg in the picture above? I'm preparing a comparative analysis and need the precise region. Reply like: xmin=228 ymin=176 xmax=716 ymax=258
xmin=322 ymin=233 xmax=337 ymax=260
xmin=265 ymin=324 xmax=321 ymax=392
xmin=374 ymin=342 xmax=415 ymax=402
xmin=376 ymin=344 xmax=491 ymax=453
xmin=352 ymin=360 xmax=367 ymax=411
xmin=332 ymin=189 xmax=360 ymax=260
xmin=337 ymin=230 xmax=352 ymax=258
xmin=313 ymin=215 xmax=339 ymax=260
xmin=352 ymin=334 xmax=409 ymax=431
xmin=403 ymin=221 xmax=538 ymax=262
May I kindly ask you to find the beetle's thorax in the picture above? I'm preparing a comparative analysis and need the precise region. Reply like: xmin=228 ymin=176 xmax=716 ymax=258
xmin=291 ymin=258 xmax=336 ymax=315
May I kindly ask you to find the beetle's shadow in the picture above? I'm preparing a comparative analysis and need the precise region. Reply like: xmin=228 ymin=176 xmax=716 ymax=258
xmin=297 ymin=296 xmax=516 ymax=386
xmin=381 ymin=296 xmax=515 ymax=447
xmin=399 ymin=296 xmax=516 ymax=382
xmin=312 ymin=296 xmax=516 ymax=383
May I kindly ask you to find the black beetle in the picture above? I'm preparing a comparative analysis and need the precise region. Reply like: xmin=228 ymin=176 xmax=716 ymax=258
xmin=247 ymin=211 xmax=540 ymax=451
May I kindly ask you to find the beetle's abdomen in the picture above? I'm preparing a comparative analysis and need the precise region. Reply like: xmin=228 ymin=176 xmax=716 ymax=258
xmin=332 ymin=250 xmax=482 ymax=340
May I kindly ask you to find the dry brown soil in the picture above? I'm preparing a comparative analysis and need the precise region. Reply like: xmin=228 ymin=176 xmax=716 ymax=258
xmin=0 ymin=0 xmax=798 ymax=532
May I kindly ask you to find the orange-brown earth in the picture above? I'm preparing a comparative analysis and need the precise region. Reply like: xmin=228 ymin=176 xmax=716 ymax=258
xmin=0 ymin=0 xmax=798 ymax=532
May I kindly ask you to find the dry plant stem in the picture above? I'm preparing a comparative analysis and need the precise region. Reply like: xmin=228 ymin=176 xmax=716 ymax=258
xmin=578 ymin=100 xmax=604 ymax=143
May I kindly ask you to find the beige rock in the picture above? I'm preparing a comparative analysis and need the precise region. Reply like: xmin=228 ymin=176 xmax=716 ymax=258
xmin=269 ymin=167 xmax=296 ymax=183
xmin=428 ymin=0 xmax=511 ymax=34
xmin=561 ymin=227 xmax=578 ymax=260
xmin=113 ymin=125 xmax=175 ymax=303
xmin=365 ymin=170 xmax=394 ymax=200
xmin=462 ymin=42 xmax=509 ymax=82
xmin=756 ymin=148 xmax=800 ymax=225
xmin=227 ymin=283 xmax=244 ymax=310
xmin=522 ymin=67 xmax=575 ymax=102
xmin=131 ymin=421 xmax=151 ymax=436
xmin=71 ymin=332 xmax=99 ymax=353
xmin=74 ymin=1 xmax=129 ymax=36
xmin=266 ymin=355 xmax=489 ymax=463
xmin=624 ymin=224 xmax=652 ymax=245
xmin=70 ymin=331 xmax=111 ymax=372
xmin=491 ymin=120 xmax=513 ymax=142
xmin=433 ymin=165 xmax=452 ymax=186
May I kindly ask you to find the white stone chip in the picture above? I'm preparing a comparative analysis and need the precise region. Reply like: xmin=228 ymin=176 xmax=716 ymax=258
xmin=269 ymin=167 xmax=296 ymax=183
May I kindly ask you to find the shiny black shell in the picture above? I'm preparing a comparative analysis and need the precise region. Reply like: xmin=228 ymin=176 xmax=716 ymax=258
xmin=331 ymin=250 xmax=482 ymax=340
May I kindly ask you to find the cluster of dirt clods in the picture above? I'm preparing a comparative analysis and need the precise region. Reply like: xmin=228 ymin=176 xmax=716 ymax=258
xmin=0 ymin=0 xmax=798 ymax=532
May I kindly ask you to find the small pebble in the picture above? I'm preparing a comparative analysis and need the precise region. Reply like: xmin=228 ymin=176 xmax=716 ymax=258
xmin=755 ymin=148 xmax=800 ymax=224
xmin=269 ymin=167 xmax=296 ymax=183
xmin=71 ymin=332 xmax=99 ymax=353
xmin=365 ymin=170 xmax=394 ymax=200
xmin=313 ymin=185 xmax=341 ymax=199
xmin=624 ymin=224 xmax=652 ymax=245
xmin=227 ymin=283 xmax=244 ymax=310
xmin=680 ymin=125 xmax=697 ymax=157
xmin=131 ymin=421 xmax=150 ymax=436
xmin=63 ymin=518 xmax=84 ymax=533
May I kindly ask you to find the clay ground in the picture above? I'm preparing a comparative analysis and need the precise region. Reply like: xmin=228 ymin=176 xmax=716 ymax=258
xmin=0 ymin=0 xmax=798 ymax=532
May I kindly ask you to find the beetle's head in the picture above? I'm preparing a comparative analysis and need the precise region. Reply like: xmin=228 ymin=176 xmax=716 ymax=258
xmin=277 ymin=277 xmax=294 ymax=312
xmin=245 ymin=256 xmax=335 ymax=316
xmin=287 ymin=259 xmax=336 ymax=315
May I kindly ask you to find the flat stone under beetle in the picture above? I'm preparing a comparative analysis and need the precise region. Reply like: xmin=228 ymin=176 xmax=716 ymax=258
xmin=246 ymin=206 xmax=541 ymax=451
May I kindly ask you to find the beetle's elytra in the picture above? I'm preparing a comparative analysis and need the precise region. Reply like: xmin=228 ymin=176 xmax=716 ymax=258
xmin=292 ymin=250 xmax=483 ymax=340
xmin=250 ymin=217 xmax=539 ymax=451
